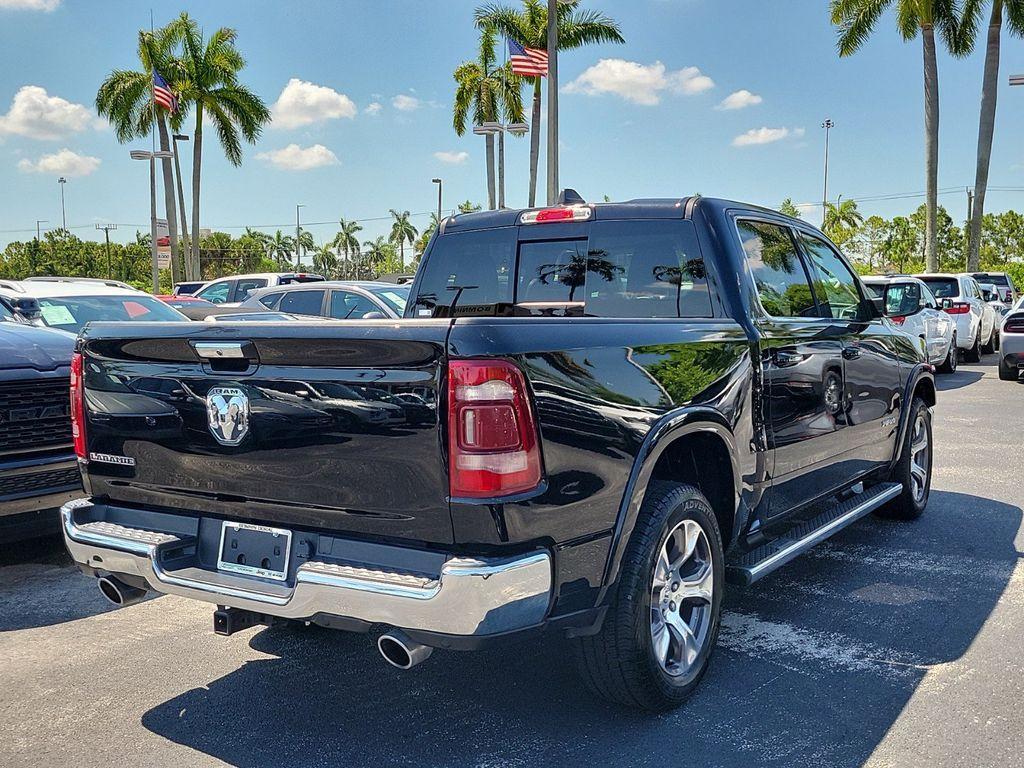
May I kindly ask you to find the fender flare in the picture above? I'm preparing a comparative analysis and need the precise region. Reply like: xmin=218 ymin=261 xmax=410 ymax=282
xmin=890 ymin=363 xmax=936 ymax=467
xmin=597 ymin=406 xmax=741 ymax=599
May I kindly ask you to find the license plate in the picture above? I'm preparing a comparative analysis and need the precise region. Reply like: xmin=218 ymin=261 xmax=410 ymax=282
xmin=217 ymin=521 xmax=292 ymax=581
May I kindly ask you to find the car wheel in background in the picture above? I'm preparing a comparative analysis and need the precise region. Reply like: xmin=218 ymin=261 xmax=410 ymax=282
xmin=937 ymin=334 xmax=957 ymax=374
xmin=877 ymin=397 xmax=932 ymax=520
xmin=999 ymin=357 xmax=1019 ymax=381
xmin=965 ymin=330 xmax=982 ymax=363
xmin=573 ymin=482 xmax=723 ymax=711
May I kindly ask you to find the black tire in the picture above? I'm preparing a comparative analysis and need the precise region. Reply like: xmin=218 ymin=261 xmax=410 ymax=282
xmin=877 ymin=397 xmax=932 ymax=520
xmin=993 ymin=331 xmax=1000 ymax=352
xmin=573 ymin=482 xmax=724 ymax=711
xmin=999 ymin=357 xmax=1019 ymax=381
xmin=965 ymin=330 xmax=982 ymax=363
xmin=981 ymin=327 xmax=995 ymax=355
xmin=936 ymin=334 xmax=957 ymax=374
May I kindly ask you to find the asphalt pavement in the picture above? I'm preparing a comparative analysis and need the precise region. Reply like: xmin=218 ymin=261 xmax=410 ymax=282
xmin=2 ymin=358 xmax=1022 ymax=768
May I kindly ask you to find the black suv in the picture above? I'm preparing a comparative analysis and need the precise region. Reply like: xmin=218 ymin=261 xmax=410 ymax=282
xmin=0 ymin=314 xmax=81 ymax=541
xmin=61 ymin=196 xmax=934 ymax=710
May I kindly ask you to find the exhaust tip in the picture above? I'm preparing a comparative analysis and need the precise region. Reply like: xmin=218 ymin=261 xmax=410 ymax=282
xmin=97 ymin=575 xmax=148 ymax=607
xmin=378 ymin=631 xmax=433 ymax=670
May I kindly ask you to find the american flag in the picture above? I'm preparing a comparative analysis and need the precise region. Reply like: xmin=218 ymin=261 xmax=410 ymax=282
xmin=153 ymin=71 xmax=178 ymax=113
xmin=508 ymin=38 xmax=548 ymax=77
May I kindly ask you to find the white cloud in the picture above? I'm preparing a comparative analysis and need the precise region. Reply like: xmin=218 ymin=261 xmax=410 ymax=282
xmin=256 ymin=143 xmax=339 ymax=171
xmin=563 ymin=59 xmax=714 ymax=106
xmin=0 ymin=85 xmax=101 ymax=140
xmin=270 ymin=78 xmax=356 ymax=129
xmin=364 ymin=102 xmax=382 ymax=116
xmin=0 ymin=0 xmax=61 ymax=10
xmin=732 ymin=126 xmax=804 ymax=147
xmin=392 ymin=94 xmax=420 ymax=112
xmin=434 ymin=150 xmax=469 ymax=165
xmin=716 ymin=89 xmax=763 ymax=111
xmin=17 ymin=148 xmax=100 ymax=176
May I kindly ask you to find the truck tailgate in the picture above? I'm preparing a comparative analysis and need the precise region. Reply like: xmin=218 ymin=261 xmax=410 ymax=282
xmin=79 ymin=320 xmax=454 ymax=544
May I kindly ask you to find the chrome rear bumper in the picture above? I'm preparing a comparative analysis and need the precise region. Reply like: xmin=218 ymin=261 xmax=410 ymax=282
xmin=61 ymin=498 xmax=552 ymax=637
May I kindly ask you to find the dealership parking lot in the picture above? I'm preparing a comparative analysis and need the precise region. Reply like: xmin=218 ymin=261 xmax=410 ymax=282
xmin=1 ymin=359 xmax=1022 ymax=768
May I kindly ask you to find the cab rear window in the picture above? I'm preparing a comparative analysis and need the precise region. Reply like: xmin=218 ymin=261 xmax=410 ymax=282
xmin=410 ymin=220 xmax=712 ymax=318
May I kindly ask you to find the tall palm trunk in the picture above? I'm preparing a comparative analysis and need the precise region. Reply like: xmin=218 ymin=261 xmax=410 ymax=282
xmin=173 ymin=141 xmax=190 ymax=272
xmin=968 ymin=0 xmax=1003 ymax=272
xmin=528 ymin=79 xmax=542 ymax=207
xmin=190 ymin=105 xmax=203 ymax=280
xmin=922 ymin=25 xmax=940 ymax=272
xmin=485 ymin=133 xmax=496 ymax=210
xmin=156 ymin=118 xmax=182 ymax=284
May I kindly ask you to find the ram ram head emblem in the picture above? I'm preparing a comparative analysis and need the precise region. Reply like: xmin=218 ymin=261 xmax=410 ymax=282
xmin=206 ymin=386 xmax=249 ymax=446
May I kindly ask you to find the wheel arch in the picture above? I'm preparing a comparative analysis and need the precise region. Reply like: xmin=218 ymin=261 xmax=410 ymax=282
xmin=598 ymin=407 xmax=740 ymax=599
xmin=891 ymin=364 xmax=936 ymax=467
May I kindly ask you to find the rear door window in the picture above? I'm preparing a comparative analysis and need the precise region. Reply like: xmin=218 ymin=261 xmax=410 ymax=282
xmin=258 ymin=292 xmax=284 ymax=309
xmin=737 ymin=220 xmax=817 ymax=318
xmin=279 ymin=289 xmax=326 ymax=316
xmin=797 ymin=233 xmax=864 ymax=320
xmin=330 ymin=290 xmax=380 ymax=319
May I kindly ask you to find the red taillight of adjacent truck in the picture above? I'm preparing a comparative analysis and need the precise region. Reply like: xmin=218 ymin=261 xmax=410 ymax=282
xmin=447 ymin=359 xmax=543 ymax=498
xmin=70 ymin=351 xmax=87 ymax=460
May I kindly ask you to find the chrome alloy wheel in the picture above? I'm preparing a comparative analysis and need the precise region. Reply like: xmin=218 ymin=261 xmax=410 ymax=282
xmin=909 ymin=412 xmax=931 ymax=504
xmin=650 ymin=519 xmax=714 ymax=677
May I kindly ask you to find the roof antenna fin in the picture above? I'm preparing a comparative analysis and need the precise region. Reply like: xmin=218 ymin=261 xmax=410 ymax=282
xmin=557 ymin=188 xmax=586 ymax=205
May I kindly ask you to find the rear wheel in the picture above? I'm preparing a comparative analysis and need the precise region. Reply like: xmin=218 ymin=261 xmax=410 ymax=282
xmin=937 ymin=334 xmax=957 ymax=374
xmin=877 ymin=397 xmax=932 ymax=520
xmin=981 ymin=326 xmax=996 ymax=355
xmin=965 ymin=330 xmax=982 ymax=363
xmin=999 ymin=357 xmax=1019 ymax=381
xmin=573 ymin=482 xmax=723 ymax=711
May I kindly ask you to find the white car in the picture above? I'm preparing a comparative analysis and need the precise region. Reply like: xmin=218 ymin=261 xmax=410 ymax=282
xmin=918 ymin=273 xmax=998 ymax=362
xmin=999 ymin=295 xmax=1024 ymax=381
xmin=863 ymin=276 xmax=957 ymax=373
xmin=192 ymin=271 xmax=325 ymax=308
xmin=0 ymin=277 xmax=187 ymax=335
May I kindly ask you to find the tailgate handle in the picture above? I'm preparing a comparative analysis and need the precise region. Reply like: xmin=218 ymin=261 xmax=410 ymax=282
xmin=194 ymin=342 xmax=249 ymax=360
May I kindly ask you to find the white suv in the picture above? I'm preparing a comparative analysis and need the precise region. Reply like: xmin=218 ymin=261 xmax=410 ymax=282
xmin=918 ymin=273 xmax=998 ymax=362
xmin=193 ymin=272 xmax=325 ymax=308
xmin=863 ymin=276 xmax=957 ymax=372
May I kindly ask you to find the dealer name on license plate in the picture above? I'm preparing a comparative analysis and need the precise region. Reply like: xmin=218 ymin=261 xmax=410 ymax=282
xmin=217 ymin=521 xmax=292 ymax=581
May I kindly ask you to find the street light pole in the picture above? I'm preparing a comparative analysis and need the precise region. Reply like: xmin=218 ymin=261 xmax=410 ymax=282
xmin=295 ymin=204 xmax=305 ymax=270
xmin=58 ymin=177 xmax=67 ymax=231
xmin=821 ymin=119 xmax=834 ymax=224
xmin=96 ymin=223 xmax=117 ymax=279
xmin=546 ymin=0 xmax=559 ymax=205
xmin=35 ymin=220 xmax=47 ymax=241
xmin=432 ymin=178 xmax=443 ymax=222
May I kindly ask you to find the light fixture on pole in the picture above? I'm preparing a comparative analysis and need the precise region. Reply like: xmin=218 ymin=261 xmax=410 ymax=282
xmin=295 ymin=204 xmax=305 ymax=269
xmin=821 ymin=119 xmax=834 ymax=224
xmin=474 ymin=121 xmax=529 ymax=209
xmin=172 ymin=134 xmax=190 ymax=274
xmin=96 ymin=223 xmax=118 ymax=279
xmin=35 ymin=220 xmax=48 ymax=241
xmin=432 ymin=178 xmax=443 ymax=222
xmin=57 ymin=177 xmax=67 ymax=231
xmin=130 ymin=149 xmax=174 ymax=293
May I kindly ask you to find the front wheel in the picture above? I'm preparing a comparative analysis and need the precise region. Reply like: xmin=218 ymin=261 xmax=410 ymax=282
xmin=877 ymin=397 xmax=932 ymax=520
xmin=573 ymin=482 xmax=724 ymax=711
xmin=937 ymin=334 xmax=957 ymax=374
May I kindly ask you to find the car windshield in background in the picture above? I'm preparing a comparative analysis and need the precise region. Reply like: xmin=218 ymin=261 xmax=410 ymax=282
xmin=919 ymin=277 xmax=959 ymax=298
xmin=368 ymin=285 xmax=409 ymax=315
xmin=35 ymin=295 xmax=186 ymax=333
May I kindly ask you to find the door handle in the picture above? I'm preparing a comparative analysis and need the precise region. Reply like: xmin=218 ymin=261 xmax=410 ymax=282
xmin=842 ymin=346 xmax=861 ymax=360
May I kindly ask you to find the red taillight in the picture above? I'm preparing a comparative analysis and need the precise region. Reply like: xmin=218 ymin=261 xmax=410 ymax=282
xmin=447 ymin=359 xmax=543 ymax=498
xmin=70 ymin=352 xmax=87 ymax=460
xmin=890 ymin=315 xmax=906 ymax=325
xmin=944 ymin=302 xmax=971 ymax=315
xmin=520 ymin=206 xmax=593 ymax=224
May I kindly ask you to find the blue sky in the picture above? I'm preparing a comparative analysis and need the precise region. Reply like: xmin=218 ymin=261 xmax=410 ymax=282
xmin=2 ymin=0 xmax=1024 ymax=249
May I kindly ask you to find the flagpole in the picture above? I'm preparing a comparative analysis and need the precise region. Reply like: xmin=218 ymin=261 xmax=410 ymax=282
xmin=546 ymin=0 xmax=558 ymax=205
xmin=148 ymin=8 xmax=159 ymax=293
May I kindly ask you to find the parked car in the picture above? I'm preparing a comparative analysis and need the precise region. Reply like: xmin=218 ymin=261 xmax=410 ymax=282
xmin=172 ymin=281 xmax=205 ymax=296
xmin=156 ymin=294 xmax=216 ymax=311
xmin=999 ymin=295 xmax=1024 ymax=381
xmin=62 ymin=196 xmax=935 ymax=711
xmin=207 ymin=311 xmax=303 ymax=322
xmin=917 ymin=273 xmax=998 ymax=361
xmin=0 ymin=280 xmax=189 ymax=335
xmin=0 ymin=321 xmax=81 ymax=541
xmin=971 ymin=271 xmax=1017 ymax=305
xmin=192 ymin=272 xmax=326 ymax=308
xmin=239 ymin=281 xmax=409 ymax=320
xmin=863 ymin=276 xmax=957 ymax=372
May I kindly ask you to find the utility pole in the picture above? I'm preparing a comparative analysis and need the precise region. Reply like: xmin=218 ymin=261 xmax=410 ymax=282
xmin=96 ymin=223 xmax=117 ymax=279
xmin=966 ymin=187 xmax=974 ymax=271
xmin=295 ymin=204 xmax=305 ymax=270
xmin=546 ymin=0 xmax=559 ymax=205
xmin=821 ymin=119 xmax=834 ymax=225
xmin=58 ymin=177 xmax=67 ymax=231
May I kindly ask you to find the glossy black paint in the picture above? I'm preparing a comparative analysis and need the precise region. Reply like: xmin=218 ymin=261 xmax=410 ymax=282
xmin=77 ymin=197 xmax=932 ymax=628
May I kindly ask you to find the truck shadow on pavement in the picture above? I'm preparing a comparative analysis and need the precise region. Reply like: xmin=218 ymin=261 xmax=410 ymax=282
xmin=140 ymin=490 xmax=1022 ymax=768
xmin=935 ymin=368 xmax=984 ymax=391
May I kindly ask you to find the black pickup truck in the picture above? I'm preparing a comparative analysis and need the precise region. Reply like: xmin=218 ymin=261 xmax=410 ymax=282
xmin=62 ymin=196 xmax=935 ymax=710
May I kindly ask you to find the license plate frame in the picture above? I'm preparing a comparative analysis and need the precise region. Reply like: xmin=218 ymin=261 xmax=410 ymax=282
xmin=217 ymin=521 xmax=292 ymax=582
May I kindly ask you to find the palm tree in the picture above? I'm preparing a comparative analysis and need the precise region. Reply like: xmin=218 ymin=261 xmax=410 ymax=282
xmin=823 ymin=198 xmax=865 ymax=236
xmin=453 ymin=28 xmax=524 ymax=209
xmin=332 ymin=217 xmax=362 ymax=279
xmin=268 ymin=230 xmax=294 ymax=269
xmin=295 ymin=230 xmax=315 ymax=269
xmin=458 ymin=200 xmax=483 ymax=214
xmin=363 ymin=237 xmax=392 ymax=277
xmin=169 ymin=13 xmax=270 ymax=282
xmin=96 ymin=26 xmax=183 ymax=281
xmin=475 ymin=0 xmax=624 ymax=206
xmin=830 ymin=0 xmax=963 ymax=272
xmin=961 ymin=0 xmax=1024 ymax=270
xmin=779 ymin=198 xmax=802 ymax=218
xmin=388 ymin=209 xmax=419 ymax=270
xmin=312 ymin=244 xmax=338 ymax=278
